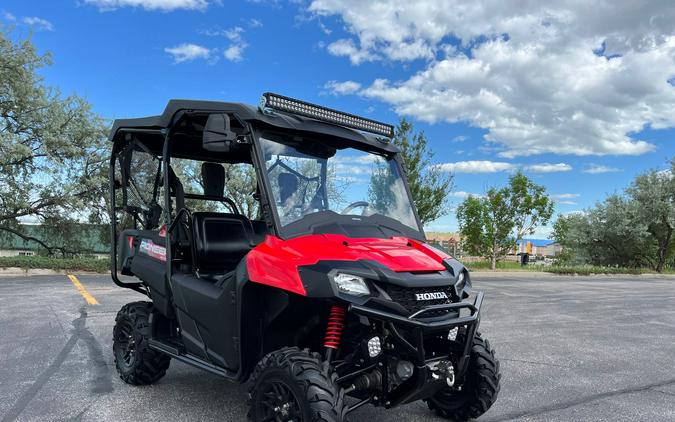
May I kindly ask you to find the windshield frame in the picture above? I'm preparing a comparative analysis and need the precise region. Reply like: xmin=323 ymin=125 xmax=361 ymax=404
xmin=250 ymin=126 xmax=425 ymax=241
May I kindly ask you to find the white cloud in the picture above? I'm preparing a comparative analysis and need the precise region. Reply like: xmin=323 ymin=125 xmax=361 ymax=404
xmin=583 ymin=164 xmax=620 ymax=174
xmin=199 ymin=28 xmax=223 ymax=37
xmin=308 ymin=0 xmax=675 ymax=158
xmin=436 ymin=160 xmax=572 ymax=173
xmin=3 ymin=11 xmax=16 ymax=21
xmin=450 ymin=191 xmax=484 ymax=199
xmin=249 ymin=18 xmax=263 ymax=28
xmin=451 ymin=191 xmax=580 ymax=204
xmin=318 ymin=21 xmax=332 ymax=35
xmin=224 ymin=44 xmax=247 ymax=62
xmin=436 ymin=160 xmax=516 ymax=173
xmin=550 ymin=193 xmax=580 ymax=199
xmin=84 ymin=0 xmax=209 ymax=11
xmin=22 ymin=16 xmax=54 ymax=31
xmin=326 ymin=39 xmax=374 ymax=64
xmin=223 ymin=26 xmax=244 ymax=42
xmin=550 ymin=193 xmax=580 ymax=205
xmin=562 ymin=210 xmax=586 ymax=216
xmin=531 ymin=225 xmax=554 ymax=239
xmin=201 ymin=26 xmax=250 ymax=62
xmin=214 ymin=26 xmax=249 ymax=62
xmin=451 ymin=135 xmax=467 ymax=142
xmin=335 ymin=175 xmax=369 ymax=185
xmin=334 ymin=164 xmax=372 ymax=175
xmin=164 ymin=43 xmax=212 ymax=63
xmin=324 ymin=80 xmax=362 ymax=95
xmin=333 ymin=154 xmax=381 ymax=165
xmin=657 ymin=168 xmax=673 ymax=179
xmin=524 ymin=163 xmax=573 ymax=173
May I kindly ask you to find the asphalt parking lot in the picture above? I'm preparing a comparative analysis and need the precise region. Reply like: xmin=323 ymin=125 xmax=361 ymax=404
xmin=1 ymin=273 xmax=674 ymax=422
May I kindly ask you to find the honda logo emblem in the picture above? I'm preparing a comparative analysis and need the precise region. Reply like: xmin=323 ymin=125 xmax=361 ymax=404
xmin=415 ymin=291 xmax=448 ymax=301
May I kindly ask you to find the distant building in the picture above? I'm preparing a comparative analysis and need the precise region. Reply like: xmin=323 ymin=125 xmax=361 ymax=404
xmin=426 ymin=232 xmax=463 ymax=256
xmin=515 ymin=239 xmax=562 ymax=257
xmin=0 ymin=224 xmax=109 ymax=259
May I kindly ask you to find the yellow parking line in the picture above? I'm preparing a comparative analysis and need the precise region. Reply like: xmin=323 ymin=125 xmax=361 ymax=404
xmin=67 ymin=274 xmax=99 ymax=305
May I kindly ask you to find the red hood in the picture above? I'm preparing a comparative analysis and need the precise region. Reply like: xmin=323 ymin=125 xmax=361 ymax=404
xmin=246 ymin=234 xmax=450 ymax=296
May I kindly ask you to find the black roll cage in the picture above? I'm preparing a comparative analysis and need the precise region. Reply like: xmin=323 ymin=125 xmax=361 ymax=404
xmin=109 ymin=102 xmax=425 ymax=294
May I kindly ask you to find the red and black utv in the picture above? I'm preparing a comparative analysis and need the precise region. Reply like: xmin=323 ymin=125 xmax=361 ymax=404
xmin=109 ymin=93 xmax=500 ymax=421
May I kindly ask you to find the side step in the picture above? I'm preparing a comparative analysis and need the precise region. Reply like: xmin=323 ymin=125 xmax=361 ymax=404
xmin=148 ymin=338 xmax=237 ymax=379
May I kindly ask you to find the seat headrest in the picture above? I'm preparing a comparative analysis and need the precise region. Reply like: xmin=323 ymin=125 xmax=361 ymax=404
xmin=201 ymin=163 xmax=225 ymax=197
xmin=278 ymin=172 xmax=298 ymax=203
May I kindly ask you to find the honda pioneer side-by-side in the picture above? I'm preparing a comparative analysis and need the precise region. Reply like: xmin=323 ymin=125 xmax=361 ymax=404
xmin=109 ymin=93 xmax=501 ymax=421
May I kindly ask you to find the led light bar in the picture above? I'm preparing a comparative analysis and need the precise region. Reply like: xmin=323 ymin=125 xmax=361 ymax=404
xmin=260 ymin=92 xmax=394 ymax=138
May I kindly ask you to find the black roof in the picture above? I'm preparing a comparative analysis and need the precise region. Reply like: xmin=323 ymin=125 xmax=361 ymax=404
xmin=109 ymin=99 xmax=399 ymax=154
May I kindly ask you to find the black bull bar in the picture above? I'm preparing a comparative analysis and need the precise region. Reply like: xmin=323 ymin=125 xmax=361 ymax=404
xmin=347 ymin=291 xmax=484 ymax=407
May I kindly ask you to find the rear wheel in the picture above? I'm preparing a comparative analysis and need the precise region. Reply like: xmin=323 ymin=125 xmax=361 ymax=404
xmin=113 ymin=301 xmax=170 ymax=385
xmin=425 ymin=333 xmax=500 ymax=421
xmin=247 ymin=347 xmax=347 ymax=422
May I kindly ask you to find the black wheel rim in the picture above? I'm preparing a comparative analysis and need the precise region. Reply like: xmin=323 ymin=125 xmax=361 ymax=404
xmin=256 ymin=379 xmax=303 ymax=422
xmin=114 ymin=320 xmax=136 ymax=368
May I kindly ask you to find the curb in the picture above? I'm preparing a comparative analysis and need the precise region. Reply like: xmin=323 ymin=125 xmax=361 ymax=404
xmin=0 ymin=268 xmax=106 ymax=277
xmin=470 ymin=271 xmax=556 ymax=277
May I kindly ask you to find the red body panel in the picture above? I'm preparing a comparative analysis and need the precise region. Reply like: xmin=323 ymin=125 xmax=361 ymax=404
xmin=246 ymin=234 xmax=449 ymax=296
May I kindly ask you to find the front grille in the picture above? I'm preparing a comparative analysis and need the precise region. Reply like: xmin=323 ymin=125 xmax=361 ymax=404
xmin=382 ymin=284 xmax=453 ymax=318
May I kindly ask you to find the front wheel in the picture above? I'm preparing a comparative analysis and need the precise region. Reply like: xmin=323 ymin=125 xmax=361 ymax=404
xmin=425 ymin=333 xmax=501 ymax=421
xmin=113 ymin=301 xmax=171 ymax=385
xmin=247 ymin=347 xmax=347 ymax=422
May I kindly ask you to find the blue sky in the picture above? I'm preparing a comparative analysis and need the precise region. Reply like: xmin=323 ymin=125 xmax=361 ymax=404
xmin=3 ymin=0 xmax=675 ymax=236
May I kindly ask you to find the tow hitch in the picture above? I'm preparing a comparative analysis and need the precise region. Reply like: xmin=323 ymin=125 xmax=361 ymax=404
xmin=428 ymin=360 xmax=455 ymax=387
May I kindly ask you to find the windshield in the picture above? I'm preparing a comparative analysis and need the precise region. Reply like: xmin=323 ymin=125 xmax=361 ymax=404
xmin=259 ymin=136 xmax=420 ymax=237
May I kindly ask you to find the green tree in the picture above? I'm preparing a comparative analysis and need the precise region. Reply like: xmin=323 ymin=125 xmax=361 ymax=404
xmin=0 ymin=29 xmax=108 ymax=255
xmin=389 ymin=118 xmax=453 ymax=225
xmin=172 ymin=159 xmax=260 ymax=218
xmin=563 ymin=194 xmax=652 ymax=267
xmin=552 ymin=161 xmax=674 ymax=272
xmin=457 ymin=188 xmax=514 ymax=269
xmin=223 ymin=164 xmax=259 ymax=219
xmin=587 ymin=195 xmax=655 ymax=268
xmin=509 ymin=173 xmax=555 ymax=240
xmin=626 ymin=162 xmax=675 ymax=272
xmin=368 ymin=163 xmax=396 ymax=212
xmin=457 ymin=172 xmax=554 ymax=269
xmin=551 ymin=213 xmax=571 ymax=245
xmin=552 ymin=197 xmax=655 ymax=269
xmin=551 ymin=212 xmax=584 ymax=265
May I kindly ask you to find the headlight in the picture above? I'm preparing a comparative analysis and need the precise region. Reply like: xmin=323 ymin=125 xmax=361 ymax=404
xmin=455 ymin=271 xmax=465 ymax=290
xmin=454 ymin=270 xmax=471 ymax=296
xmin=333 ymin=273 xmax=370 ymax=296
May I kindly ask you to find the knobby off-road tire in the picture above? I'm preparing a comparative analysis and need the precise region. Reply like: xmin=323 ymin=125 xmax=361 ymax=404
xmin=247 ymin=347 xmax=348 ymax=422
xmin=113 ymin=301 xmax=171 ymax=385
xmin=425 ymin=332 xmax=501 ymax=421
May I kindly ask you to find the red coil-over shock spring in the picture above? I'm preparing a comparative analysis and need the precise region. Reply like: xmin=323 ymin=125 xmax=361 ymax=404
xmin=324 ymin=305 xmax=347 ymax=350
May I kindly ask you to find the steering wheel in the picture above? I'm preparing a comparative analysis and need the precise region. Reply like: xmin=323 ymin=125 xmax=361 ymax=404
xmin=341 ymin=201 xmax=373 ymax=215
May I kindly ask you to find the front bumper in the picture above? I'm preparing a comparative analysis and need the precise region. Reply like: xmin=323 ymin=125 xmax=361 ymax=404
xmin=350 ymin=290 xmax=483 ymax=331
xmin=347 ymin=291 xmax=484 ymax=407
